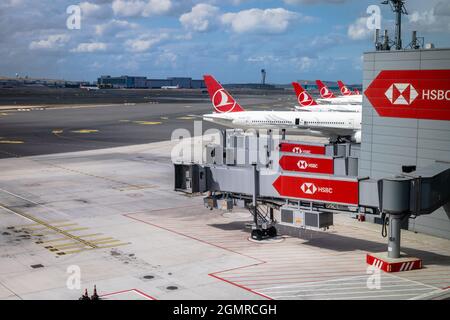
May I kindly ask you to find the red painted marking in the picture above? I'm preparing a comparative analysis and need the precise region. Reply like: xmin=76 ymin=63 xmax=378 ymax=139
xmin=272 ymin=175 xmax=359 ymax=205
xmin=123 ymin=213 xmax=271 ymax=300
xmin=279 ymin=155 xmax=334 ymax=174
xmin=279 ymin=143 xmax=326 ymax=155
xmin=366 ymin=254 xmax=422 ymax=273
xmin=365 ymin=69 xmax=450 ymax=121
xmin=101 ymin=289 xmax=157 ymax=300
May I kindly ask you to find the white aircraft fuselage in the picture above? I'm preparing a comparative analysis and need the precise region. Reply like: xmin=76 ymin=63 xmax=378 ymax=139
xmin=202 ymin=110 xmax=361 ymax=142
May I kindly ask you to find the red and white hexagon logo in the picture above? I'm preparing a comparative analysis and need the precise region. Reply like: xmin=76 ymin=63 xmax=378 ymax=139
xmin=300 ymin=182 xmax=317 ymax=195
xmin=385 ymin=83 xmax=419 ymax=105
xmin=292 ymin=147 xmax=302 ymax=153
xmin=297 ymin=160 xmax=308 ymax=170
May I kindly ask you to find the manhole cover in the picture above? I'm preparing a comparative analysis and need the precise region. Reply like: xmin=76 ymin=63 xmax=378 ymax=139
xmin=143 ymin=275 xmax=154 ymax=280
xmin=30 ymin=264 xmax=44 ymax=269
xmin=166 ymin=286 xmax=178 ymax=291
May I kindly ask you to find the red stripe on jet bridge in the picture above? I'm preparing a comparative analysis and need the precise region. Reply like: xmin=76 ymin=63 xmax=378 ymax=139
xmin=279 ymin=155 xmax=334 ymax=174
xmin=272 ymin=175 xmax=359 ymax=205
xmin=279 ymin=143 xmax=326 ymax=155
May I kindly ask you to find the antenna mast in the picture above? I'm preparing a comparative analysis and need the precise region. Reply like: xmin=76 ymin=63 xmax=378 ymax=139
xmin=381 ymin=0 xmax=408 ymax=50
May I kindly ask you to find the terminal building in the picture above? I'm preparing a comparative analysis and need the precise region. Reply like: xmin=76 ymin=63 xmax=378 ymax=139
xmin=97 ymin=75 xmax=205 ymax=89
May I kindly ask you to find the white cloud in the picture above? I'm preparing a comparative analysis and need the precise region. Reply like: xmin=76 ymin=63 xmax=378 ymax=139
xmin=179 ymin=4 xmax=220 ymax=32
xmin=29 ymin=34 xmax=70 ymax=50
xmin=347 ymin=17 xmax=371 ymax=40
xmin=125 ymin=34 xmax=169 ymax=52
xmin=221 ymin=8 xmax=300 ymax=34
xmin=112 ymin=0 xmax=172 ymax=17
xmin=284 ymin=0 xmax=349 ymax=4
xmin=79 ymin=2 xmax=110 ymax=18
xmin=71 ymin=42 xmax=108 ymax=53
xmin=408 ymin=1 xmax=450 ymax=32
xmin=95 ymin=19 xmax=137 ymax=36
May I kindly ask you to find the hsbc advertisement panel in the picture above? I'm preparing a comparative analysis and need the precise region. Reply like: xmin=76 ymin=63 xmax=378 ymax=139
xmin=279 ymin=143 xmax=326 ymax=155
xmin=365 ymin=70 xmax=450 ymax=121
xmin=279 ymin=155 xmax=334 ymax=174
xmin=272 ymin=175 xmax=359 ymax=205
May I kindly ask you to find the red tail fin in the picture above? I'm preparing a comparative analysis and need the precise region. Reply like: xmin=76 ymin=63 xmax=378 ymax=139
xmin=292 ymin=82 xmax=317 ymax=107
xmin=337 ymin=80 xmax=352 ymax=96
xmin=315 ymin=80 xmax=336 ymax=99
xmin=203 ymin=75 xmax=244 ymax=113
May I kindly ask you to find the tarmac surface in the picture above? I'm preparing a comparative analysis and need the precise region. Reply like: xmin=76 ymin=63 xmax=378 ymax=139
xmin=0 ymin=137 xmax=448 ymax=300
xmin=0 ymin=90 xmax=448 ymax=300
xmin=0 ymin=94 xmax=295 ymax=159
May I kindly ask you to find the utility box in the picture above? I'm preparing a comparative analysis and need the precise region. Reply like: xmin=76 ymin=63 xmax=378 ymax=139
xmin=280 ymin=206 xmax=333 ymax=229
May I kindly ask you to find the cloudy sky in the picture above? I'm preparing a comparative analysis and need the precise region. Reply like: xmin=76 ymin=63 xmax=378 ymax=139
xmin=1 ymin=0 xmax=449 ymax=83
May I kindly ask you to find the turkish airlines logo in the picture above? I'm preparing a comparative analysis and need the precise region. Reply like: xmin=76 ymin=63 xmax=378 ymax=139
xmin=320 ymin=87 xmax=333 ymax=99
xmin=341 ymin=86 xmax=351 ymax=96
xmin=385 ymin=83 xmax=419 ymax=105
xmin=212 ymin=89 xmax=237 ymax=113
xmin=301 ymin=182 xmax=317 ymax=194
xmin=298 ymin=92 xmax=314 ymax=106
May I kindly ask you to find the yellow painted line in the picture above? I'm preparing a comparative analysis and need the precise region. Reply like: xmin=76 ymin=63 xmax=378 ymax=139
xmin=87 ymin=237 xmax=114 ymax=243
xmin=25 ymin=223 xmax=78 ymax=231
xmin=71 ymin=129 xmax=99 ymax=133
xmin=40 ymin=237 xmax=73 ymax=244
xmin=52 ymin=242 xmax=87 ymax=249
xmin=89 ymin=238 xmax=118 ymax=245
xmin=0 ymin=113 xmax=8 ymax=116
xmin=30 ymin=227 xmax=89 ymax=236
xmin=13 ymin=220 xmax=69 ymax=228
xmin=177 ymin=117 xmax=194 ymax=120
xmin=62 ymin=242 xmax=129 ymax=254
xmin=0 ymin=140 xmax=24 ymax=144
xmin=0 ymin=203 xmax=99 ymax=249
xmin=52 ymin=129 xmax=63 ymax=134
xmin=160 ymin=117 xmax=169 ymax=120
xmin=77 ymin=233 xmax=103 ymax=238
xmin=133 ymin=121 xmax=162 ymax=125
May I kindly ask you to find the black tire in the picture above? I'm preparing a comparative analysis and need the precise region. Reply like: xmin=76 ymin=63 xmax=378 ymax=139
xmin=251 ymin=229 xmax=262 ymax=241
xmin=268 ymin=226 xmax=277 ymax=237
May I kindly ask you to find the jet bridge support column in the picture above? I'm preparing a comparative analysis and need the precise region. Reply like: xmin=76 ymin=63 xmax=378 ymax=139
xmin=388 ymin=215 xmax=402 ymax=258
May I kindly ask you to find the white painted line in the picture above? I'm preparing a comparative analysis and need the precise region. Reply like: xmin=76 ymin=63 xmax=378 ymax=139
xmin=270 ymin=287 xmax=432 ymax=299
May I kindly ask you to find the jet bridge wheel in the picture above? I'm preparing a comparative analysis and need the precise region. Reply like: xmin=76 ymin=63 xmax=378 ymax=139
xmin=268 ymin=226 xmax=277 ymax=237
xmin=251 ymin=229 xmax=263 ymax=241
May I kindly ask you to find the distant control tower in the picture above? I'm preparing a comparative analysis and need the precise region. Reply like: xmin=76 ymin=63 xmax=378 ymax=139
xmin=261 ymin=69 xmax=266 ymax=85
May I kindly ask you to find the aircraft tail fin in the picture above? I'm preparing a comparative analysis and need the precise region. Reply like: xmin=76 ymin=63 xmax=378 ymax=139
xmin=315 ymin=80 xmax=336 ymax=99
xmin=337 ymin=80 xmax=352 ymax=96
xmin=203 ymin=75 xmax=244 ymax=113
xmin=292 ymin=82 xmax=318 ymax=107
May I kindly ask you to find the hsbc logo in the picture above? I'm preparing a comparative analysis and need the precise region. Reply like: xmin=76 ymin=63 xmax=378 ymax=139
xmin=297 ymin=159 xmax=318 ymax=170
xmin=385 ymin=83 xmax=418 ymax=105
xmin=301 ymin=183 xmax=317 ymax=194
xmin=300 ymin=182 xmax=333 ymax=195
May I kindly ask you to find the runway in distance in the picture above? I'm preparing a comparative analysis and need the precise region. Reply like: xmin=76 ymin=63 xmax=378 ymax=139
xmin=316 ymin=80 xmax=362 ymax=105
xmin=202 ymin=75 xmax=362 ymax=142
xmin=292 ymin=82 xmax=361 ymax=113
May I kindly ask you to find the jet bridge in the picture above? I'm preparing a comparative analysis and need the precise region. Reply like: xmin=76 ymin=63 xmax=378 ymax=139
xmin=174 ymin=130 xmax=450 ymax=271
